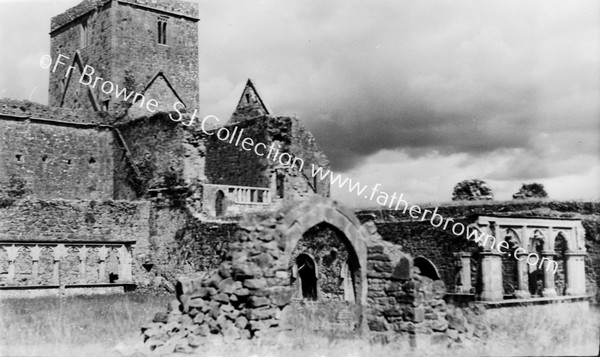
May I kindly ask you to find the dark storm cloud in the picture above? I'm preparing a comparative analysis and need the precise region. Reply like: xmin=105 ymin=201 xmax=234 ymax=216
xmin=0 ymin=0 xmax=598 ymax=191
xmin=194 ymin=0 xmax=597 ymax=176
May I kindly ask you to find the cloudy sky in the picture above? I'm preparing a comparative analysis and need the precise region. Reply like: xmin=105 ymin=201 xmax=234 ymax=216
xmin=1 ymin=0 xmax=598 ymax=207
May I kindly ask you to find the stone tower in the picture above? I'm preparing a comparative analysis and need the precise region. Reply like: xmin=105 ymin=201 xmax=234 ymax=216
xmin=48 ymin=0 xmax=199 ymax=118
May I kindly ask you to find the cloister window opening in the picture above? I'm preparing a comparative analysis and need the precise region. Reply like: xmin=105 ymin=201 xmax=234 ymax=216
xmin=294 ymin=253 xmax=317 ymax=300
xmin=215 ymin=190 xmax=225 ymax=217
xmin=528 ymin=232 xmax=545 ymax=296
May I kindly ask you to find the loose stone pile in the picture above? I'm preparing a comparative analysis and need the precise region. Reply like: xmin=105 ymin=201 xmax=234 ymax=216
xmin=141 ymin=214 xmax=296 ymax=353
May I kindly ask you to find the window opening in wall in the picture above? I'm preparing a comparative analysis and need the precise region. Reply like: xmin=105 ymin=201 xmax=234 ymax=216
xmin=158 ymin=17 xmax=168 ymax=45
xmin=42 ymin=156 xmax=47 ymax=163
xmin=15 ymin=154 xmax=22 ymax=162
xmin=245 ymin=93 xmax=251 ymax=104
xmin=313 ymin=176 xmax=319 ymax=194
xmin=89 ymin=157 xmax=96 ymax=164
xmin=102 ymin=100 xmax=109 ymax=111
xmin=276 ymin=172 xmax=285 ymax=198
xmin=67 ymin=159 xmax=72 ymax=165
xmin=80 ymin=19 xmax=89 ymax=48
xmin=215 ymin=190 xmax=226 ymax=217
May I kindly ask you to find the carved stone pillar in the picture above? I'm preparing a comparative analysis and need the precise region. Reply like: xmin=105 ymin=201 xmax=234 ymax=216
xmin=565 ymin=251 xmax=587 ymax=296
xmin=79 ymin=246 xmax=89 ymax=284
xmin=5 ymin=245 xmax=18 ymax=286
xmin=53 ymin=244 xmax=66 ymax=285
xmin=457 ymin=252 xmax=472 ymax=293
xmin=30 ymin=245 xmax=42 ymax=285
xmin=478 ymin=250 xmax=504 ymax=301
xmin=541 ymin=250 xmax=557 ymax=297
xmin=514 ymin=251 xmax=530 ymax=299
xmin=98 ymin=246 xmax=108 ymax=282
xmin=118 ymin=245 xmax=133 ymax=283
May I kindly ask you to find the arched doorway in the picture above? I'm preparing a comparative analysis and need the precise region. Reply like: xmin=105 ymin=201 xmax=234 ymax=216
xmin=215 ymin=190 xmax=225 ymax=217
xmin=528 ymin=230 xmax=545 ymax=296
xmin=413 ymin=256 xmax=440 ymax=280
xmin=293 ymin=253 xmax=318 ymax=300
xmin=279 ymin=197 xmax=369 ymax=332
xmin=501 ymin=228 xmax=521 ymax=296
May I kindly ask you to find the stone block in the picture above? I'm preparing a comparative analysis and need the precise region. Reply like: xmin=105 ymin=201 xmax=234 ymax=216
xmin=189 ymin=287 xmax=210 ymax=299
xmin=244 ymin=278 xmax=267 ymax=289
xmin=404 ymin=306 xmax=424 ymax=323
xmin=248 ymin=296 xmax=270 ymax=308
xmin=233 ymin=288 xmax=250 ymax=297
xmin=235 ymin=316 xmax=249 ymax=329
xmin=246 ymin=307 xmax=276 ymax=320
xmin=214 ymin=293 xmax=230 ymax=304
xmin=153 ymin=311 xmax=168 ymax=323
xmin=218 ymin=277 xmax=236 ymax=294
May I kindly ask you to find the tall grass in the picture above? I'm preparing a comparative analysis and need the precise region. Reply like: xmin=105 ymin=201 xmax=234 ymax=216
xmin=0 ymin=292 xmax=170 ymax=356
xmin=0 ymin=294 xmax=598 ymax=356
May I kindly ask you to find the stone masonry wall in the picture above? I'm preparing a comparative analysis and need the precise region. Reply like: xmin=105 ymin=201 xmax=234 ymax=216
xmin=0 ymin=199 xmax=149 ymax=243
xmin=50 ymin=0 xmax=199 ymax=114
xmin=0 ymin=112 xmax=114 ymax=200
xmin=204 ymin=117 xmax=272 ymax=188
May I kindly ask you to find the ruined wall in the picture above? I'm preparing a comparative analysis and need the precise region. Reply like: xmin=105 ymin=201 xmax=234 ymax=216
xmin=0 ymin=199 xmax=151 ymax=286
xmin=364 ymin=237 xmax=487 ymax=345
xmin=0 ymin=106 xmax=114 ymax=200
xmin=289 ymin=118 xmax=331 ymax=198
xmin=140 ymin=205 xmax=485 ymax=353
xmin=204 ymin=117 xmax=272 ymax=188
xmin=114 ymin=113 xmax=187 ymax=197
xmin=356 ymin=201 xmax=600 ymax=299
xmin=0 ymin=199 xmax=149 ymax=243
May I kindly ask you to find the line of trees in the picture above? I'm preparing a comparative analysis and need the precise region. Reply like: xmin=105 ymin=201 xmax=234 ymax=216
xmin=451 ymin=179 xmax=548 ymax=201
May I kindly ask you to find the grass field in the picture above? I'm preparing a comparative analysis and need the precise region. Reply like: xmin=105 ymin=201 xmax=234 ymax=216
xmin=0 ymin=293 xmax=599 ymax=357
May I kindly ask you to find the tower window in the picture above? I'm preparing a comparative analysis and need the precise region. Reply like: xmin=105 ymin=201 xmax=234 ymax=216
xmin=158 ymin=17 xmax=168 ymax=45
xmin=80 ymin=19 xmax=89 ymax=48
xmin=276 ymin=172 xmax=285 ymax=198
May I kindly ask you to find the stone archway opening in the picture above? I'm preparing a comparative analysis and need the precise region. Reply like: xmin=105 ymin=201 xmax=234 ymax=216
xmin=289 ymin=222 xmax=359 ymax=303
xmin=294 ymin=253 xmax=318 ymax=300
xmin=413 ymin=256 xmax=440 ymax=281
xmin=279 ymin=198 xmax=369 ymax=333
xmin=215 ymin=190 xmax=225 ymax=217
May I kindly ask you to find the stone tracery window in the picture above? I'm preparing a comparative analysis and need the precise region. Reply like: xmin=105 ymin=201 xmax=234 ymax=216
xmin=158 ymin=17 xmax=168 ymax=45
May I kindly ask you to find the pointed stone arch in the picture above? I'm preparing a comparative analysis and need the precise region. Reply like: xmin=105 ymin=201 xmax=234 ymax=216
xmin=413 ymin=256 xmax=441 ymax=280
xmin=278 ymin=197 xmax=368 ymax=307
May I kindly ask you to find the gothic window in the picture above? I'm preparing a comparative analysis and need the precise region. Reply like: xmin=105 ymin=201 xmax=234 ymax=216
xmin=158 ymin=17 xmax=168 ymax=45
xmin=80 ymin=19 xmax=89 ymax=48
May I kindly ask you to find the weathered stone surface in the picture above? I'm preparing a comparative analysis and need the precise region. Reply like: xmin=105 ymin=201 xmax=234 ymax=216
xmin=213 ymin=293 xmax=230 ymax=304
xmin=246 ymin=308 xmax=276 ymax=320
xmin=243 ymin=278 xmax=267 ymax=290
xmin=235 ymin=316 xmax=249 ymax=329
xmin=248 ymin=296 xmax=270 ymax=308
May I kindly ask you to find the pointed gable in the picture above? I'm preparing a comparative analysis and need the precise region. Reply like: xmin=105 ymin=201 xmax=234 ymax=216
xmin=126 ymin=71 xmax=185 ymax=119
xmin=230 ymin=79 xmax=271 ymax=123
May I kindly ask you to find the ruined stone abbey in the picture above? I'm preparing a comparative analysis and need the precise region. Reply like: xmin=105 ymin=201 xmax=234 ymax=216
xmin=1 ymin=0 xmax=599 ymax=349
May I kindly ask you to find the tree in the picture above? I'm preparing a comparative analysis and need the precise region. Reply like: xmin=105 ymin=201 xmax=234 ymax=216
xmin=452 ymin=179 xmax=494 ymax=201
xmin=512 ymin=183 xmax=548 ymax=200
